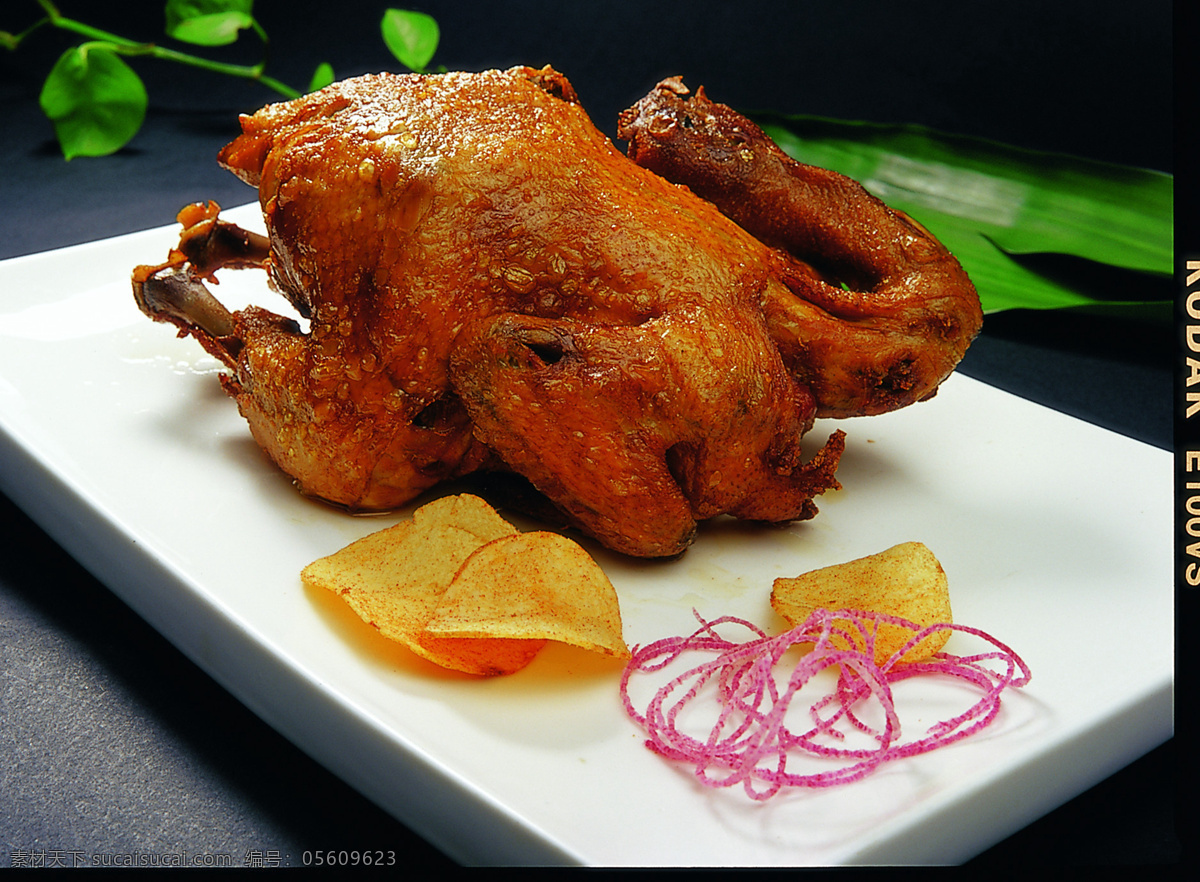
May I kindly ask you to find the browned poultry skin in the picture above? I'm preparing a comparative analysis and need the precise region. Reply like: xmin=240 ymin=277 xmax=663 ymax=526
xmin=132 ymin=66 xmax=846 ymax=558
xmin=618 ymin=78 xmax=983 ymax=419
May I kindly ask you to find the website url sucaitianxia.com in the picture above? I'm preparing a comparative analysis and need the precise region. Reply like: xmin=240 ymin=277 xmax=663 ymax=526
xmin=4 ymin=848 xmax=286 ymax=868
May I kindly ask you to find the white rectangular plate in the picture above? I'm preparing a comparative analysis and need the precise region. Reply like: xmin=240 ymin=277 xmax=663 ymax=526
xmin=0 ymin=206 xmax=1172 ymax=866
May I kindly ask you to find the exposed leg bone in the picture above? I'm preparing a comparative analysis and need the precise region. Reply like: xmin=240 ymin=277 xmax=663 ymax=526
xmin=133 ymin=265 xmax=235 ymax=340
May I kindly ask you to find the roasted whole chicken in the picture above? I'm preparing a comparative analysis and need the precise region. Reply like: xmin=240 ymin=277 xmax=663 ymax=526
xmin=132 ymin=66 xmax=981 ymax=558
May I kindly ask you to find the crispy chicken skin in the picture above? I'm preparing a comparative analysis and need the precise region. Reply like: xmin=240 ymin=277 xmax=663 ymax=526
xmin=133 ymin=66 xmax=849 ymax=557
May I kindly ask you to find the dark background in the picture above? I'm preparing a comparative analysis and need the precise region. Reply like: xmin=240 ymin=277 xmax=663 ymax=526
xmin=0 ymin=0 xmax=1181 ymax=866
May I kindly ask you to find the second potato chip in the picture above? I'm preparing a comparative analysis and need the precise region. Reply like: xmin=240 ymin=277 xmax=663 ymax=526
xmin=771 ymin=541 xmax=952 ymax=665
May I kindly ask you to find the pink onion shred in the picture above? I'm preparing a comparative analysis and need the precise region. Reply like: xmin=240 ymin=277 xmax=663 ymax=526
xmin=619 ymin=608 xmax=1031 ymax=800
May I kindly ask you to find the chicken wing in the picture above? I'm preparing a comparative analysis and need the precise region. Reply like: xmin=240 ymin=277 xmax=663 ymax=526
xmin=619 ymin=77 xmax=983 ymax=418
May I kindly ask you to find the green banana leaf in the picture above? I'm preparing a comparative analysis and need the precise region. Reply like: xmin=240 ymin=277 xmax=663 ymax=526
xmin=754 ymin=114 xmax=1172 ymax=317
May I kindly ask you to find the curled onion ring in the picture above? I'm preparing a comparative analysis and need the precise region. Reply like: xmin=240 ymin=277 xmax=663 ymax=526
xmin=619 ymin=609 xmax=1031 ymax=800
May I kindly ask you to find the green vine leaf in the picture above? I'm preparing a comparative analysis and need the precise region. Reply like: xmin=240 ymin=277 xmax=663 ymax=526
xmin=39 ymin=45 xmax=148 ymax=159
xmin=757 ymin=114 xmax=1172 ymax=316
xmin=165 ymin=0 xmax=256 ymax=47
xmin=307 ymin=61 xmax=335 ymax=93
xmin=381 ymin=9 xmax=439 ymax=73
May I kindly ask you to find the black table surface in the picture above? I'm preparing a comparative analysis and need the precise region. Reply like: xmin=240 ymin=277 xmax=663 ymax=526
xmin=0 ymin=0 xmax=1183 ymax=867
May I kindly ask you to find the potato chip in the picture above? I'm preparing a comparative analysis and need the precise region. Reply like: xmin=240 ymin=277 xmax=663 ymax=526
xmin=771 ymin=541 xmax=952 ymax=665
xmin=301 ymin=494 xmax=545 ymax=676
xmin=424 ymin=531 xmax=631 ymax=659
